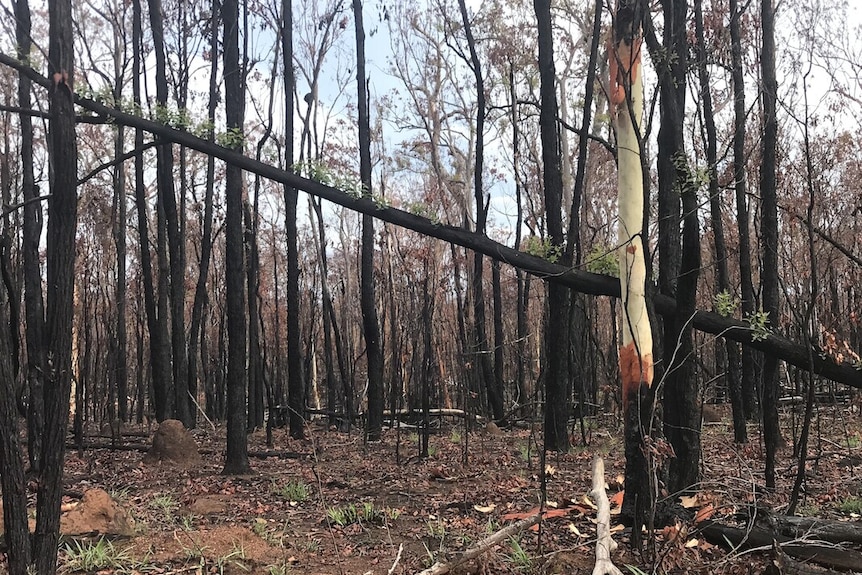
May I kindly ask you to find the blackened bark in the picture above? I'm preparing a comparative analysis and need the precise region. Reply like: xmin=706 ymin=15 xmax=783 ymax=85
xmin=535 ymin=0 xmax=571 ymax=452
xmin=0 ymin=301 xmax=29 ymax=573
xmin=694 ymin=0 xmax=745 ymax=443
xmin=16 ymin=0 xmax=45 ymax=472
xmin=187 ymin=7 xmax=219 ymax=427
xmin=568 ymin=0 xmax=602 ymax=429
xmin=760 ymin=0 xmax=780 ymax=489
xmin=244 ymin=203 xmax=264 ymax=430
xmin=730 ymin=0 xmax=759 ymax=419
xmin=147 ymin=0 xmax=189 ymax=427
xmin=282 ymin=0 xmax=305 ymax=438
xmin=643 ymin=0 xmax=701 ymax=494
xmin=508 ymin=63 xmax=530 ymax=416
xmin=492 ymin=261 xmax=505 ymax=416
xmin=113 ymin=58 xmax=128 ymax=423
xmin=456 ymin=0 xmax=503 ymax=423
xmin=35 ymin=0 xmax=77 ymax=569
xmin=353 ymin=0 xmax=384 ymax=441
xmin=222 ymin=0 xmax=250 ymax=475
xmin=132 ymin=0 xmax=169 ymax=423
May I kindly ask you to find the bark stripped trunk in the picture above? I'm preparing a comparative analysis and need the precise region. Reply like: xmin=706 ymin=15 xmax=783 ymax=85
xmin=611 ymin=0 xmax=653 ymax=545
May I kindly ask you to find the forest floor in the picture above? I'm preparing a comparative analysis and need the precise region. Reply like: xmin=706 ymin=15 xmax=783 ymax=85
xmin=11 ymin=404 xmax=862 ymax=575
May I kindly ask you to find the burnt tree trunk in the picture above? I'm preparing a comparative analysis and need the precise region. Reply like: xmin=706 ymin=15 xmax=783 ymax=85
xmin=16 ymin=0 xmax=46 ymax=472
xmin=760 ymin=0 xmax=781 ymax=489
xmin=352 ymin=0 xmax=384 ymax=441
xmin=34 ymin=0 xmax=78 ymax=569
xmin=222 ymin=0 xmax=250 ymax=475
xmin=535 ymin=0 xmax=572 ymax=452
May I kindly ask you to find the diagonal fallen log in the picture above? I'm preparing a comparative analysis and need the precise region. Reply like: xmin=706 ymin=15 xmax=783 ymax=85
xmin=0 ymin=52 xmax=858 ymax=388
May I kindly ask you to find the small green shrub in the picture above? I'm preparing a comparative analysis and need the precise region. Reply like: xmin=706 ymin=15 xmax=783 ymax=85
xmin=325 ymin=502 xmax=397 ymax=527
xmin=838 ymin=496 xmax=862 ymax=515
xmin=62 ymin=537 xmax=134 ymax=572
xmin=150 ymin=494 xmax=179 ymax=523
xmin=506 ymin=536 xmax=532 ymax=571
xmin=273 ymin=479 xmax=311 ymax=503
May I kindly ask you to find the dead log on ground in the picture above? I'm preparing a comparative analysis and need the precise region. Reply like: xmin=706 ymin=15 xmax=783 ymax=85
xmin=701 ymin=521 xmax=862 ymax=571
xmin=767 ymin=540 xmax=839 ymax=575
xmin=771 ymin=515 xmax=862 ymax=545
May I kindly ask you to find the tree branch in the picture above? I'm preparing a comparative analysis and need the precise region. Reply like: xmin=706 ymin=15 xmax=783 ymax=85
xmin=0 ymin=51 xmax=857 ymax=388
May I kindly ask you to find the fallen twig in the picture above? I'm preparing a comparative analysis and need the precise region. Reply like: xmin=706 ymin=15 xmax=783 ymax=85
xmin=416 ymin=513 xmax=541 ymax=575
xmin=388 ymin=543 xmax=404 ymax=575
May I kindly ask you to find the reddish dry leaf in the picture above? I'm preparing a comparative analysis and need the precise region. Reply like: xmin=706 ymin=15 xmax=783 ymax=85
xmin=694 ymin=503 xmax=715 ymax=524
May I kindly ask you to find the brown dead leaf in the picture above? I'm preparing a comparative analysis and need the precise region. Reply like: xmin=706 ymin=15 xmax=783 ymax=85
xmin=694 ymin=503 xmax=715 ymax=524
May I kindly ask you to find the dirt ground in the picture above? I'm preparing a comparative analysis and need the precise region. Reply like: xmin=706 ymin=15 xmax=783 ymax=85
xmin=5 ymin=404 xmax=862 ymax=574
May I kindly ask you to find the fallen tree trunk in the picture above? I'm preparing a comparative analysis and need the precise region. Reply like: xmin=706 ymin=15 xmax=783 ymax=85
xmin=771 ymin=515 xmax=862 ymax=545
xmin=701 ymin=521 xmax=862 ymax=571
xmin=0 ymin=52 xmax=858 ymax=388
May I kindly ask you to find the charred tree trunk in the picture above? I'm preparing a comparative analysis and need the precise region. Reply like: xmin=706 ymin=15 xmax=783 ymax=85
xmin=694 ymin=0 xmax=746 ymax=443
xmin=16 ymin=0 xmax=46 ymax=473
xmin=187 ymin=8 xmax=219 ymax=428
xmin=457 ymin=0 xmax=503 ymax=423
xmin=222 ymin=0 xmax=250 ymax=475
xmin=646 ymin=0 xmax=701 ymax=495
xmin=133 ymin=0 xmax=170 ymax=423
xmin=760 ymin=0 xmax=781 ymax=489
xmin=352 ymin=0 xmax=384 ymax=441
xmin=34 ymin=0 xmax=78 ymax=569
xmin=244 ymin=203 xmax=264 ymax=430
xmin=147 ymin=0 xmax=189 ymax=427
xmin=730 ymin=0 xmax=759 ymax=420
xmin=535 ymin=0 xmax=572 ymax=452
xmin=282 ymin=0 xmax=305 ymax=439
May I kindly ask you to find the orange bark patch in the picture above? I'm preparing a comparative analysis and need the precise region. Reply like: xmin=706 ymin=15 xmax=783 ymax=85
xmin=609 ymin=36 xmax=643 ymax=110
xmin=625 ymin=245 xmax=637 ymax=254
xmin=619 ymin=341 xmax=653 ymax=411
